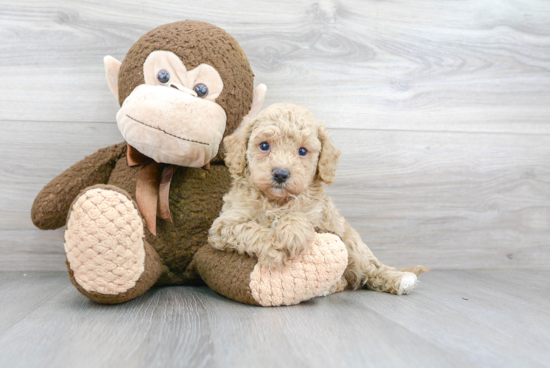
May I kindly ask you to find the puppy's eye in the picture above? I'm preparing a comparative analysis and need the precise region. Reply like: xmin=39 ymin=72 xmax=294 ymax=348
xmin=298 ymin=147 xmax=308 ymax=156
xmin=259 ymin=142 xmax=270 ymax=151
xmin=157 ymin=70 xmax=170 ymax=85
xmin=194 ymin=83 xmax=208 ymax=98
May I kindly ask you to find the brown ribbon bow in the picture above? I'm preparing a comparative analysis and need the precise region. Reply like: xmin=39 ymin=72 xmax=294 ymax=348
xmin=127 ymin=144 xmax=211 ymax=235
xmin=127 ymin=145 xmax=212 ymax=235
xmin=126 ymin=145 xmax=177 ymax=235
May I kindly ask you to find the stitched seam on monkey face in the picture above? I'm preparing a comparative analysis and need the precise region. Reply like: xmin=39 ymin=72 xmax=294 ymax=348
xmin=126 ymin=114 xmax=210 ymax=146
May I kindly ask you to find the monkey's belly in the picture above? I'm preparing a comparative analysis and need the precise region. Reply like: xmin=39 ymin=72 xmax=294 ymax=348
xmin=108 ymin=155 xmax=232 ymax=285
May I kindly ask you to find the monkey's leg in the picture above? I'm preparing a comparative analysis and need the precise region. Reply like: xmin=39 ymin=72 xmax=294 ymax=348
xmin=195 ymin=233 xmax=348 ymax=306
xmin=342 ymin=222 xmax=429 ymax=295
xmin=64 ymin=185 xmax=162 ymax=304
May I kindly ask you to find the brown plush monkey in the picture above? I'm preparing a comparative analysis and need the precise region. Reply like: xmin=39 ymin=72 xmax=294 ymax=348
xmin=31 ymin=21 xmax=345 ymax=305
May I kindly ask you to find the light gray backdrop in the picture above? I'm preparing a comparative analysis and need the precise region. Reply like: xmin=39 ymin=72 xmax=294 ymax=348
xmin=1 ymin=0 xmax=549 ymax=271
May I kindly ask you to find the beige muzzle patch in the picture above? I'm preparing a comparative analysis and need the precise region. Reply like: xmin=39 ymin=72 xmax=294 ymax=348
xmin=117 ymin=84 xmax=227 ymax=167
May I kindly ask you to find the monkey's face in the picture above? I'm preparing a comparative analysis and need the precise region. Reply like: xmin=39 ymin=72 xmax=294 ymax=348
xmin=116 ymin=51 xmax=226 ymax=167
xmin=104 ymin=21 xmax=266 ymax=168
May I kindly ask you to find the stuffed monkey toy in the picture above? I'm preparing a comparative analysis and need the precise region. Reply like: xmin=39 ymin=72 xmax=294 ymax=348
xmin=31 ymin=21 xmax=347 ymax=306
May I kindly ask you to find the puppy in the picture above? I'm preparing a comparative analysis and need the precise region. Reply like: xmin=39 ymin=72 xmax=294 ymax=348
xmin=209 ymin=103 xmax=427 ymax=295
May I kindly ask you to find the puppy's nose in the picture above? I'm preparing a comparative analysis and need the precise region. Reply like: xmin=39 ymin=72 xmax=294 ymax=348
xmin=272 ymin=169 xmax=290 ymax=184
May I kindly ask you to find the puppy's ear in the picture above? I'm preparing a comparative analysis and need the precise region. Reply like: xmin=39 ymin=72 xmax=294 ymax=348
xmin=224 ymin=117 xmax=255 ymax=176
xmin=316 ymin=125 xmax=341 ymax=185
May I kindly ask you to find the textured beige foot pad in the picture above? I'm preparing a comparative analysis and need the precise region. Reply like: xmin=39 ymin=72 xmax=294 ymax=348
xmin=64 ymin=187 xmax=145 ymax=295
xmin=249 ymin=233 xmax=348 ymax=306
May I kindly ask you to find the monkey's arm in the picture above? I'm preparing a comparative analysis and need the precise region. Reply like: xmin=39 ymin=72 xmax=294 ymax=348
xmin=31 ymin=142 xmax=127 ymax=230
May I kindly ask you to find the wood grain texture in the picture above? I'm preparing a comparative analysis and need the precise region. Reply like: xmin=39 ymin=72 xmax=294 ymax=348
xmin=0 ymin=272 xmax=69 ymax=332
xmin=331 ymin=129 xmax=550 ymax=269
xmin=0 ymin=270 xmax=549 ymax=368
xmin=2 ymin=123 xmax=549 ymax=271
xmin=0 ymin=0 xmax=549 ymax=270
xmin=1 ymin=0 xmax=549 ymax=133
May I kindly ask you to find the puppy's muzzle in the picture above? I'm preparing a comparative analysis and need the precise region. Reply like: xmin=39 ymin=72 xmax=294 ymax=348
xmin=272 ymin=168 xmax=290 ymax=184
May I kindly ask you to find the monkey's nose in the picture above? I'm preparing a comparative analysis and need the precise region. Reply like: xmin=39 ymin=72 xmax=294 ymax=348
xmin=169 ymin=83 xmax=197 ymax=97
xmin=272 ymin=169 xmax=290 ymax=184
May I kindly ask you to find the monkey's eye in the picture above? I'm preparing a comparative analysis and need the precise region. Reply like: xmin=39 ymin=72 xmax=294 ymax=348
xmin=298 ymin=147 xmax=308 ymax=156
xmin=157 ymin=70 xmax=170 ymax=85
xmin=194 ymin=83 xmax=208 ymax=98
xmin=259 ymin=142 xmax=270 ymax=152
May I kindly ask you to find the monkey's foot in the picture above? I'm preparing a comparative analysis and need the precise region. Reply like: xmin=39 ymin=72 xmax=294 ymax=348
xmin=195 ymin=233 xmax=347 ymax=307
xmin=64 ymin=185 xmax=161 ymax=304
xmin=249 ymin=233 xmax=348 ymax=306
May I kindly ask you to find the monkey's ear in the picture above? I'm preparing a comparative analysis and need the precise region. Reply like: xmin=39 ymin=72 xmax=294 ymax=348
xmin=104 ymin=55 xmax=122 ymax=100
xmin=224 ymin=117 xmax=256 ymax=176
xmin=244 ymin=84 xmax=267 ymax=119
xmin=316 ymin=125 xmax=341 ymax=185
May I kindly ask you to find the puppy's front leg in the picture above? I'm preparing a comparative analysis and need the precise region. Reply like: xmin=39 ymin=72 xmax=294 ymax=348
xmin=208 ymin=209 xmax=310 ymax=267
xmin=208 ymin=209 xmax=276 ymax=260
xmin=271 ymin=212 xmax=316 ymax=264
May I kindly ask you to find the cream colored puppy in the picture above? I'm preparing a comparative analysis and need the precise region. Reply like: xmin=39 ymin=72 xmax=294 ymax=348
xmin=209 ymin=103 xmax=427 ymax=295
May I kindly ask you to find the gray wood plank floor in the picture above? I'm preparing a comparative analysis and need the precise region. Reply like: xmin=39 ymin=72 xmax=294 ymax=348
xmin=0 ymin=270 xmax=548 ymax=368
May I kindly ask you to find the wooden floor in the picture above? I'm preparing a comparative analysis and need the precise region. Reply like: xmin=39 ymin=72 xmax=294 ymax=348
xmin=0 ymin=270 xmax=548 ymax=368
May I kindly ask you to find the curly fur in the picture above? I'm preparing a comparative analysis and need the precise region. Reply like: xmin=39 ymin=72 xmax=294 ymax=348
xmin=209 ymin=103 xmax=428 ymax=293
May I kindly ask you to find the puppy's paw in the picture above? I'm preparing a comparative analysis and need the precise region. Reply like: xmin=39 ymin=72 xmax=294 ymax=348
xmin=258 ymin=247 xmax=291 ymax=268
xmin=273 ymin=213 xmax=316 ymax=260
xmin=258 ymin=225 xmax=316 ymax=268
xmin=397 ymin=272 xmax=418 ymax=295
